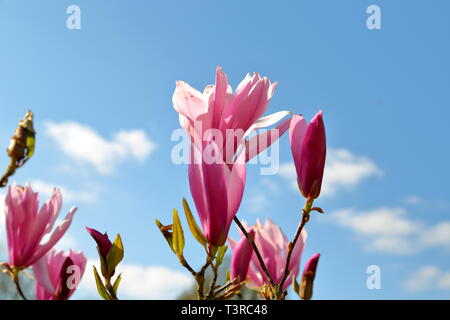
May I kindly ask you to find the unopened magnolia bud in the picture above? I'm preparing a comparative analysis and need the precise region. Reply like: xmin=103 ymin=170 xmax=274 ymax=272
xmin=1 ymin=110 xmax=36 ymax=187
xmin=299 ymin=253 xmax=320 ymax=300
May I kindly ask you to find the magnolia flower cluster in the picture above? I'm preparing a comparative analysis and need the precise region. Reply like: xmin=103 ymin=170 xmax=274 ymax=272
xmin=1 ymin=66 xmax=327 ymax=301
xmin=161 ymin=66 xmax=327 ymax=300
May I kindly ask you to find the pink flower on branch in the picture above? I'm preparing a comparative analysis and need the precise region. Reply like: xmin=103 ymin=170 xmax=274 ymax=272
xmin=173 ymin=66 xmax=291 ymax=164
xmin=229 ymin=219 xmax=307 ymax=290
xmin=33 ymin=249 xmax=87 ymax=300
xmin=4 ymin=183 xmax=76 ymax=269
xmin=229 ymin=228 xmax=255 ymax=282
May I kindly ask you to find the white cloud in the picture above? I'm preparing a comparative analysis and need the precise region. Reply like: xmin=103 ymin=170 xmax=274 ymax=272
xmin=278 ymin=148 xmax=382 ymax=197
xmin=404 ymin=266 xmax=450 ymax=293
xmin=78 ymin=259 xmax=193 ymax=300
xmin=404 ymin=266 xmax=441 ymax=293
xmin=323 ymin=149 xmax=382 ymax=196
xmin=327 ymin=206 xmax=450 ymax=255
xmin=45 ymin=121 xmax=156 ymax=174
xmin=404 ymin=195 xmax=423 ymax=205
xmin=364 ymin=236 xmax=418 ymax=255
xmin=330 ymin=207 xmax=421 ymax=237
xmin=328 ymin=207 xmax=421 ymax=255
xmin=420 ymin=222 xmax=450 ymax=248
xmin=30 ymin=179 xmax=100 ymax=204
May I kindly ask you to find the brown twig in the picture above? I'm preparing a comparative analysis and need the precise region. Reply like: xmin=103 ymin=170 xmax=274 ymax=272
xmin=207 ymin=263 xmax=219 ymax=298
xmin=277 ymin=199 xmax=313 ymax=298
xmin=0 ymin=263 xmax=28 ymax=300
xmin=14 ymin=277 xmax=28 ymax=300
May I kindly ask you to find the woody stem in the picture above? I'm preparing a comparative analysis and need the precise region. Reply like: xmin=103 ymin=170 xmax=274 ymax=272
xmin=277 ymin=199 xmax=313 ymax=298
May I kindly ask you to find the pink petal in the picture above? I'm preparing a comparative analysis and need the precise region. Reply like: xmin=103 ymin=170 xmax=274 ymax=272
xmin=289 ymin=114 xmax=308 ymax=181
xmin=244 ymin=116 xmax=291 ymax=162
xmin=27 ymin=207 xmax=77 ymax=266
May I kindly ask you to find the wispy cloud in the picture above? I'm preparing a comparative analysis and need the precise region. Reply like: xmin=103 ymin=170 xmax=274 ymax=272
xmin=30 ymin=179 xmax=100 ymax=204
xmin=327 ymin=206 xmax=450 ymax=255
xmin=419 ymin=222 xmax=450 ymax=249
xmin=279 ymin=148 xmax=382 ymax=197
xmin=78 ymin=259 xmax=193 ymax=299
xmin=45 ymin=121 xmax=156 ymax=174
xmin=403 ymin=195 xmax=423 ymax=205
xmin=404 ymin=266 xmax=450 ymax=293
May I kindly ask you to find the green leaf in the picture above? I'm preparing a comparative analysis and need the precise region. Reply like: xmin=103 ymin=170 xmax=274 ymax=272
xmin=112 ymin=273 xmax=122 ymax=295
xmin=293 ymin=276 xmax=300 ymax=295
xmin=210 ymin=245 xmax=219 ymax=258
xmin=182 ymin=198 xmax=207 ymax=249
xmin=93 ymin=266 xmax=112 ymax=300
xmin=226 ymin=269 xmax=230 ymax=282
xmin=155 ymin=219 xmax=175 ymax=253
xmin=172 ymin=209 xmax=185 ymax=258
xmin=216 ymin=245 xmax=228 ymax=267
xmin=106 ymin=234 xmax=124 ymax=276
xmin=26 ymin=135 xmax=35 ymax=159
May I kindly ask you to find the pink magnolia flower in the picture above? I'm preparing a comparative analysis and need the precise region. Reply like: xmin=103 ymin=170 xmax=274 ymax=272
xmin=229 ymin=219 xmax=307 ymax=290
xmin=173 ymin=66 xmax=291 ymax=163
xmin=33 ymin=249 xmax=87 ymax=300
xmin=229 ymin=228 xmax=255 ymax=282
xmin=4 ymin=183 xmax=77 ymax=269
xmin=188 ymin=141 xmax=246 ymax=246
xmin=175 ymin=67 xmax=291 ymax=246
xmin=289 ymin=111 xmax=326 ymax=199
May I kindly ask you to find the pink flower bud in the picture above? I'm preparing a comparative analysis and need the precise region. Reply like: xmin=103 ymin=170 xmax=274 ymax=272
xmin=300 ymin=253 xmax=320 ymax=300
xmin=85 ymin=227 xmax=112 ymax=259
xmin=289 ymin=111 xmax=326 ymax=199
xmin=229 ymin=229 xmax=255 ymax=282
xmin=229 ymin=219 xmax=307 ymax=291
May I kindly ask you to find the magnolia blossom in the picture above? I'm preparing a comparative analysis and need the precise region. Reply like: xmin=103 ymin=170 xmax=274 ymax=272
xmin=173 ymin=66 xmax=291 ymax=163
xmin=289 ymin=111 xmax=326 ymax=199
xmin=33 ymin=249 xmax=87 ymax=300
xmin=175 ymin=67 xmax=291 ymax=246
xmin=229 ymin=219 xmax=307 ymax=290
xmin=4 ymin=183 xmax=76 ymax=269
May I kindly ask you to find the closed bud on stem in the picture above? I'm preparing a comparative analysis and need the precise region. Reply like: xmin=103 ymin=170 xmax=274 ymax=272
xmin=289 ymin=111 xmax=326 ymax=200
xmin=299 ymin=253 xmax=320 ymax=300
xmin=86 ymin=227 xmax=123 ymax=279
xmin=1 ymin=110 xmax=36 ymax=187
xmin=229 ymin=229 xmax=254 ymax=282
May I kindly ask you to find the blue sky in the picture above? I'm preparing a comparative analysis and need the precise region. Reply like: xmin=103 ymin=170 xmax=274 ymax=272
xmin=0 ymin=0 xmax=449 ymax=299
